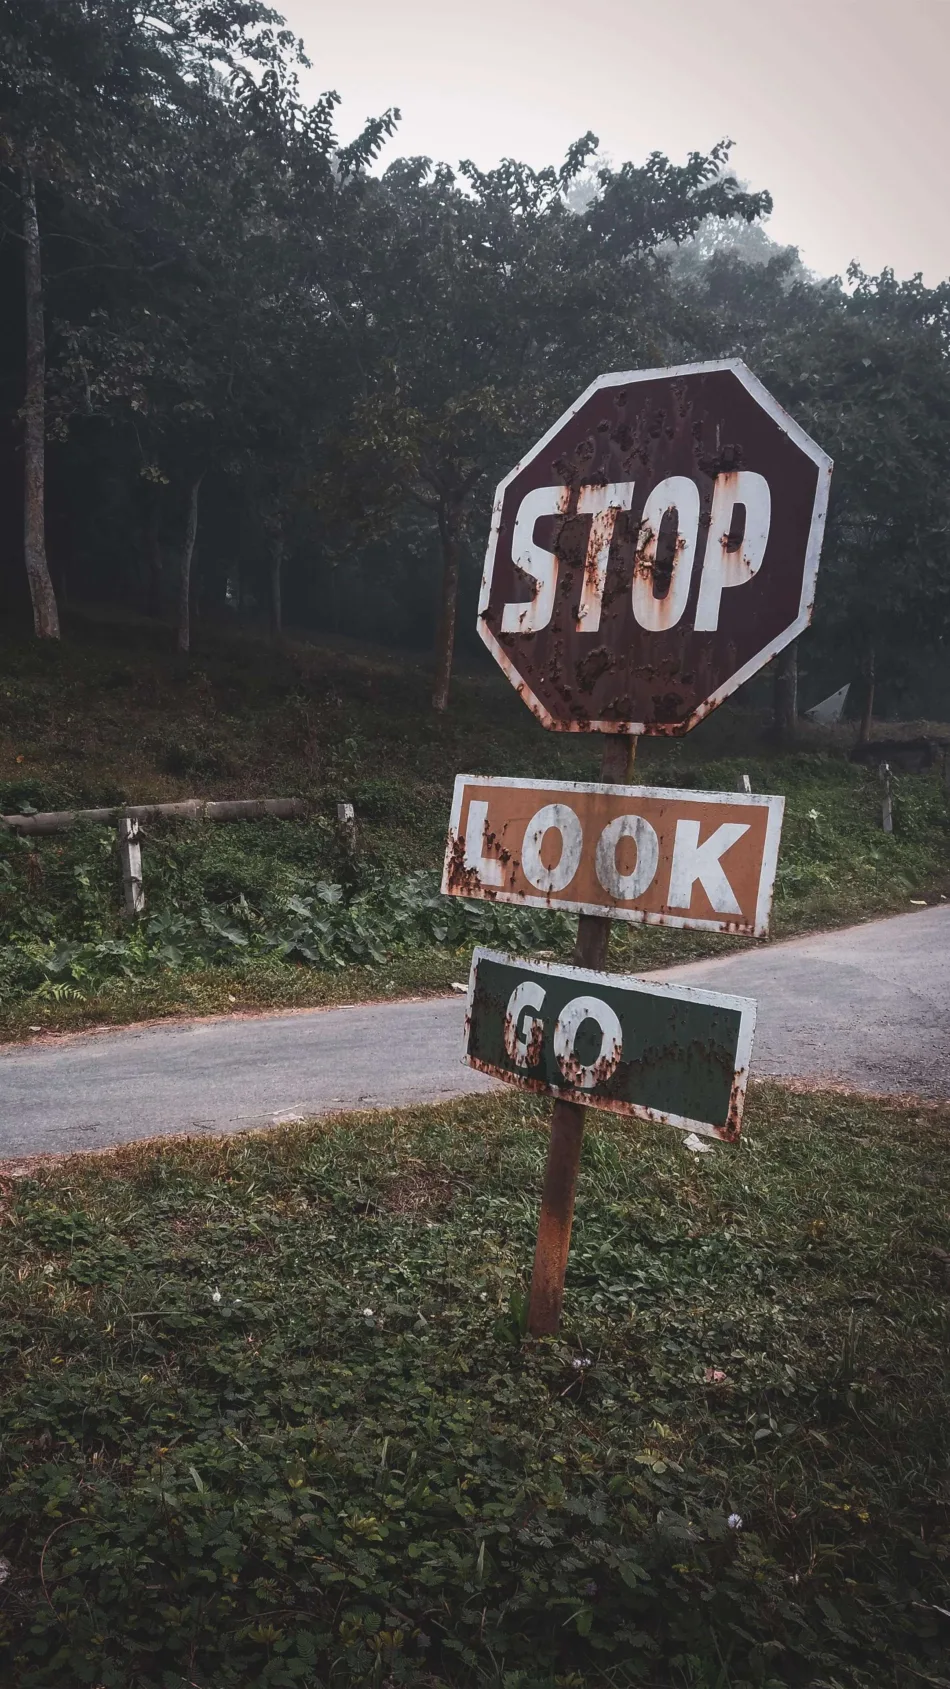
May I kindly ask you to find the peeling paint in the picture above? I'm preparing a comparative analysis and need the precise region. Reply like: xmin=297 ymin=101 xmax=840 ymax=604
xmin=463 ymin=948 xmax=757 ymax=1141
xmin=442 ymin=776 xmax=785 ymax=938
xmin=476 ymin=359 xmax=833 ymax=734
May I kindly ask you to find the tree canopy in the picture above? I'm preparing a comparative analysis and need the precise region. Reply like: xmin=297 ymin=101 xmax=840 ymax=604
xmin=1 ymin=0 xmax=948 ymax=720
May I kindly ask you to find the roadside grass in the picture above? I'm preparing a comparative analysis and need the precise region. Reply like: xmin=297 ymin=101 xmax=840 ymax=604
xmin=1 ymin=616 xmax=948 ymax=1038
xmin=0 ymin=1085 xmax=948 ymax=1688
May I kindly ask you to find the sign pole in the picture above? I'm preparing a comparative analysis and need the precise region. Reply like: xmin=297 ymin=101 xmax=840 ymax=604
xmin=527 ymin=734 xmax=637 ymax=1337
xmin=460 ymin=358 xmax=829 ymax=1338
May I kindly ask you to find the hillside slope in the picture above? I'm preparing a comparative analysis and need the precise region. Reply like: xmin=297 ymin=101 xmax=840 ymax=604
xmin=1 ymin=615 xmax=947 ymax=1039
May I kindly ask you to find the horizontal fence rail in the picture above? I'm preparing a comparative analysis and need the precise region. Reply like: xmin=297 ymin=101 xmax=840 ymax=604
xmin=1 ymin=798 xmax=306 ymax=836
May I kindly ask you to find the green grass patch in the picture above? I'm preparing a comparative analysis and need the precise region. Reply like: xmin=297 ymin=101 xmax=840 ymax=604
xmin=0 ymin=1087 xmax=948 ymax=1686
xmin=1 ymin=618 xmax=948 ymax=1037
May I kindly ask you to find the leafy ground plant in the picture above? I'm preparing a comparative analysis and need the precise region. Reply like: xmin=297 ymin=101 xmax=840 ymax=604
xmin=0 ymin=619 xmax=948 ymax=1037
xmin=0 ymin=1085 xmax=947 ymax=1687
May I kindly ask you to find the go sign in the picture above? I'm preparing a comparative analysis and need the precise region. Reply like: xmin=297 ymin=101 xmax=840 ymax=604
xmin=477 ymin=358 xmax=833 ymax=734
xmin=463 ymin=949 xmax=756 ymax=1140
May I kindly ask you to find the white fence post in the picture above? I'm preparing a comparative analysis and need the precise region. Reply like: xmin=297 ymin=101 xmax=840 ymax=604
xmin=118 ymin=816 xmax=145 ymax=916
xmin=880 ymin=764 xmax=893 ymax=835
xmin=337 ymin=801 xmax=357 ymax=854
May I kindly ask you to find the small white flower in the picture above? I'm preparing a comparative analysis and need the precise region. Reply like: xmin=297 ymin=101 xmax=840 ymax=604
xmin=571 ymin=1357 xmax=592 ymax=1370
xmin=211 ymin=1288 xmax=222 ymax=1304
xmin=362 ymin=1307 xmax=374 ymax=1318
xmin=807 ymin=808 xmax=820 ymax=821
xmin=727 ymin=1513 xmax=743 ymax=1530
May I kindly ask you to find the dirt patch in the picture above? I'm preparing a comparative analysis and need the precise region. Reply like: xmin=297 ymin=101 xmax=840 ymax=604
xmin=380 ymin=1168 xmax=454 ymax=1217
xmin=764 ymin=1075 xmax=950 ymax=1113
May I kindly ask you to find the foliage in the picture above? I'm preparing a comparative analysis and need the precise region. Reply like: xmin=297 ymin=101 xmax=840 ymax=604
xmin=317 ymin=138 xmax=769 ymax=541
xmin=0 ymin=842 xmax=574 ymax=1001
xmin=3 ymin=4 xmax=949 ymax=708
xmin=1 ymin=0 xmax=777 ymax=693
xmin=674 ymin=248 xmax=950 ymax=696
xmin=0 ymin=623 xmax=947 ymax=1031
xmin=312 ymin=140 xmax=768 ymax=702
xmin=0 ymin=1087 xmax=948 ymax=1685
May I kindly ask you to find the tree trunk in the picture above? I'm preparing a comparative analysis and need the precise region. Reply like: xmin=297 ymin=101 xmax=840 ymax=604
xmin=772 ymin=640 xmax=798 ymax=744
xmin=144 ymin=500 xmax=163 ymax=619
xmin=858 ymin=645 xmax=875 ymax=744
xmin=21 ymin=167 xmax=60 ymax=640
xmin=432 ymin=501 xmax=462 ymax=712
xmin=269 ymin=538 xmax=284 ymax=637
xmin=176 ymin=473 xmax=203 ymax=654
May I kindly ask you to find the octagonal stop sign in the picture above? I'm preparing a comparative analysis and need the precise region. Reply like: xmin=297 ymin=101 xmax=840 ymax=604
xmin=477 ymin=358 xmax=833 ymax=733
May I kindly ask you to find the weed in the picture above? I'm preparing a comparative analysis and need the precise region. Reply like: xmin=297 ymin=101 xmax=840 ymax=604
xmin=0 ymin=619 xmax=947 ymax=1037
xmin=0 ymin=1085 xmax=947 ymax=1686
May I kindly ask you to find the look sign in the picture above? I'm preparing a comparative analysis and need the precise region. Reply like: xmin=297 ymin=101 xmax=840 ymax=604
xmin=443 ymin=775 xmax=784 ymax=937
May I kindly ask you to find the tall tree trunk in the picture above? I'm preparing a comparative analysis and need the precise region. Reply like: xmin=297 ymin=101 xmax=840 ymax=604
xmin=858 ymin=644 xmax=875 ymax=744
xmin=432 ymin=501 xmax=462 ymax=713
xmin=144 ymin=499 xmax=163 ymax=619
xmin=177 ymin=473 xmax=203 ymax=654
xmin=772 ymin=640 xmax=799 ymax=744
xmin=21 ymin=167 xmax=60 ymax=640
xmin=269 ymin=538 xmax=284 ymax=637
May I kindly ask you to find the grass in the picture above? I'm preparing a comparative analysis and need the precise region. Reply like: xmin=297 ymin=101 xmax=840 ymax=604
xmin=1 ymin=614 xmax=948 ymax=1040
xmin=0 ymin=1085 xmax=948 ymax=1687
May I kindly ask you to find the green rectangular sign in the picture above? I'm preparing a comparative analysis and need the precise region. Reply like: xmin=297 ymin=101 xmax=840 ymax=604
xmin=464 ymin=948 xmax=756 ymax=1140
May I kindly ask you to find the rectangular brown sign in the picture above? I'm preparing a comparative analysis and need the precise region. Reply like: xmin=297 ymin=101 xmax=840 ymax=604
xmin=443 ymin=776 xmax=784 ymax=936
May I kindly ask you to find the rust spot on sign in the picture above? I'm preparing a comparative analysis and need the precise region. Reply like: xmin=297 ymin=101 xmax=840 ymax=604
xmin=479 ymin=363 xmax=831 ymax=732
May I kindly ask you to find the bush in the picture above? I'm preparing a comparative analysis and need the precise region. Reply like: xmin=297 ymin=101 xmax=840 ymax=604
xmin=0 ymin=823 xmax=573 ymax=1001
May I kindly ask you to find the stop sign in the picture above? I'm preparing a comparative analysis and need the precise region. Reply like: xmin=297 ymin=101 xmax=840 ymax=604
xmin=477 ymin=359 xmax=832 ymax=734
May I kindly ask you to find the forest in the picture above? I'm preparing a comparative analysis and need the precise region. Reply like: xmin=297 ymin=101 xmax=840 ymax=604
xmin=1 ymin=20 xmax=950 ymax=1688
xmin=2 ymin=0 xmax=950 ymax=725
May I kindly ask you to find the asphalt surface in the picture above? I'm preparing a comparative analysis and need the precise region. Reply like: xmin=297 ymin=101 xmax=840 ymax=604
xmin=1 ymin=904 xmax=947 ymax=1159
xmin=653 ymin=901 xmax=950 ymax=1100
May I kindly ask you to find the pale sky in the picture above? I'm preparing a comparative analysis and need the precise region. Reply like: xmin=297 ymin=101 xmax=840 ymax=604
xmin=279 ymin=0 xmax=950 ymax=284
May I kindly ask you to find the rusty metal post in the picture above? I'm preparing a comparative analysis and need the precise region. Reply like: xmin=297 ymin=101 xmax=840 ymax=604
xmin=527 ymin=734 xmax=637 ymax=1337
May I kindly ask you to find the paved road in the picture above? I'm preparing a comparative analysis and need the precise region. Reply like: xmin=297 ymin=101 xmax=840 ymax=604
xmin=652 ymin=902 xmax=949 ymax=1100
xmin=1 ymin=905 xmax=947 ymax=1159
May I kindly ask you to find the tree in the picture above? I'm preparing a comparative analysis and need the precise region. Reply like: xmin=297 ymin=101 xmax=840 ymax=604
xmin=772 ymin=642 xmax=799 ymax=744
xmin=18 ymin=159 xmax=56 ymax=636
xmin=781 ymin=271 xmax=950 ymax=729
xmin=319 ymin=140 xmax=770 ymax=710
xmin=673 ymin=245 xmax=950 ymax=731
xmin=0 ymin=0 xmax=135 ymax=636
xmin=47 ymin=45 xmax=398 ymax=651
xmin=0 ymin=0 xmax=302 ymax=639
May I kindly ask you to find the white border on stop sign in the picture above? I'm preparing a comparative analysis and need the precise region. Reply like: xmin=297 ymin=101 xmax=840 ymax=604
xmin=462 ymin=946 xmax=757 ymax=1141
xmin=476 ymin=357 xmax=834 ymax=735
xmin=443 ymin=775 xmax=785 ymax=938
